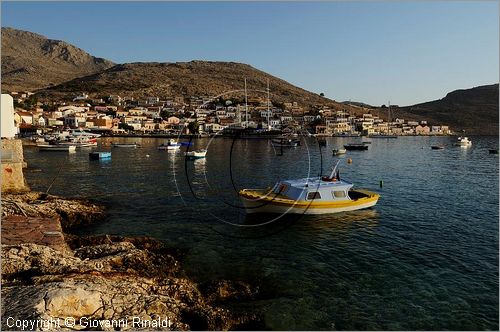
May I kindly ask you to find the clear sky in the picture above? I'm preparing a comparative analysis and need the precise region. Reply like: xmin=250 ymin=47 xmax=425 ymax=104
xmin=1 ymin=1 xmax=498 ymax=106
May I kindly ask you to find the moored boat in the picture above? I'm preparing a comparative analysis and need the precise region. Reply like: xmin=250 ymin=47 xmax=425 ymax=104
xmin=89 ymin=151 xmax=111 ymax=160
xmin=158 ymin=139 xmax=181 ymax=150
xmin=38 ymin=144 xmax=76 ymax=152
xmin=344 ymin=144 xmax=368 ymax=151
xmin=332 ymin=148 xmax=347 ymax=155
xmin=454 ymin=136 xmax=472 ymax=147
xmin=239 ymin=161 xmax=380 ymax=215
xmin=69 ymin=128 xmax=102 ymax=138
xmin=112 ymin=143 xmax=139 ymax=148
xmin=185 ymin=149 xmax=207 ymax=159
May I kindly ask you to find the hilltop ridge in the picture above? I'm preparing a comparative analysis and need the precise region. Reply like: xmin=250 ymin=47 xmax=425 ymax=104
xmin=1 ymin=27 xmax=114 ymax=91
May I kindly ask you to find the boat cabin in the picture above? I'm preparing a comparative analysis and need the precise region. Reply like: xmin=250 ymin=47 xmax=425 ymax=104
xmin=272 ymin=177 xmax=354 ymax=202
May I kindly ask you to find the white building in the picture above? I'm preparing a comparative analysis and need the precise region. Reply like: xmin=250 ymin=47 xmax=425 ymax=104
xmin=1 ymin=94 xmax=17 ymax=138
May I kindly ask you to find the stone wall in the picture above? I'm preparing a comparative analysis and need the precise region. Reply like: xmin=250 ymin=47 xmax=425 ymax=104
xmin=1 ymin=139 xmax=29 ymax=193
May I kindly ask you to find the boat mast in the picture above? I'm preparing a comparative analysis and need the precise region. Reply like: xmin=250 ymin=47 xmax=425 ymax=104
xmin=328 ymin=160 xmax=341 ymax=179
xmin=388 ymin=100 xmax=391 ymax=123
xmin=267 ymin=78 xmax=270 ymax=130
xmin=244 ymin=78 xmax=248 ymax=127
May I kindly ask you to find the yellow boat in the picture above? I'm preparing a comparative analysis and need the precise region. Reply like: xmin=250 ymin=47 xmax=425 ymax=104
xmin=239 ymin=162 xmax=380 ymax=215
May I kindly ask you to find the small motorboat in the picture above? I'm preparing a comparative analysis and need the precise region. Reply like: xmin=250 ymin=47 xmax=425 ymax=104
xmin=454 ymin=136 xmax=472 ymax=147
xmin=38 ymin=144 xmax=76 ymax=152
xmin=185 ymin=149 xmax=207 ymax=159
xmin=344 ymin=144 xmax=368 ymax=151
xmin=431 ymin=145 xmax=445 ymax=150
xmin=158 ymin=139 xmax=181 ymax=150
xmin=112 ymin=143 xmax=139 ymax=148
xmin=239 ymin=161 xmax=380 ymax=215
xmin=89 ymin=151 xmax=111 ymax=160
xmin=332 ymin=148 xmax=347 ymax=156
xmin=489 ymin=149 xmax=498 ymax=154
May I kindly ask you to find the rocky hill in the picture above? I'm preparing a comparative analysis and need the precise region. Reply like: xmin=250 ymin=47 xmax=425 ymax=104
xmin=41 ymin=61 xmax=337 ymax=108
xmin=1 ymin=27 xmax=114 ymax=92
xmin=392 ymin=84 xmax=499 ymax=135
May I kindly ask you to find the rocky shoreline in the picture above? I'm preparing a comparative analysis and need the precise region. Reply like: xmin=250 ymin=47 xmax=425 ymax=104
xmin=1 ymin=192 xmax=264 ymax=331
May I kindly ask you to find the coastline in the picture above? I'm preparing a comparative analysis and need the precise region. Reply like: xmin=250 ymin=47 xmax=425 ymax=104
xmin=1 ymin=191 xmax=264 ymax=331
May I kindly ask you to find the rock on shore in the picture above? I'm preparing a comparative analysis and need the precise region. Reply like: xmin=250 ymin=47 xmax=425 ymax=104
xmin=1 ymin=193 xmax=264 ymax=330
xmin=1 ymin=191 xmax=106 ymax=230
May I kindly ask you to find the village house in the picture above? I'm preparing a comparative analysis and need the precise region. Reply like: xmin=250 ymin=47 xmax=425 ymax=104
xmin=167 ymin=116 xmax=180 ymax=125
xmin=64 ymin=112 xmax=87 ymax=128
xmin=15 ymin=110 xmax=34 ymax=125
xmin=116 ymin=110 xmax=129 ymax=118
xmin=415 ymin=125 xmax=430 ymax=135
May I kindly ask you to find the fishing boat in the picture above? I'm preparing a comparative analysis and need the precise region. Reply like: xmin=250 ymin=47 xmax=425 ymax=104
xmin=332 ymin=148 xmax=347 ymax=155
xmin=112 ymin=143 xmax=139 ymax=148
xmin=454 ymin=136 xmax=472 ymax=147
xmin=38 ymin=144 xmax=76 ymax=152
xmin=344 ymin=144 xmax=368 ymax=151
xmin=185 ymin=149 xmax=207 ymax=159
xmin=57 ymin=136 xmax=98 ymax=148
xmin=431 ymin=145 xmax=445 ymax=150
xmin=158 ymin=139 xmax=181 ymax=150
xmin=89 ymin=151 xmax=111 ymax=160
xmin=239 ymin=161 xmax=380 ymax=215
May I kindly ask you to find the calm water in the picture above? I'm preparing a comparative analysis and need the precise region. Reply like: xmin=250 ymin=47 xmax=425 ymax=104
xmin=24 ymin=136 xmax=499 ymax=330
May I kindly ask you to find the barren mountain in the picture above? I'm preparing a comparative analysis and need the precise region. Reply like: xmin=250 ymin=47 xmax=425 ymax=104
xmin=393 ymin=84 xmax=499 ymax=135
xmin=1 ymin=27 xmax=114 ymax=91
xmin=41 ymin=61 xmax=337 ymax=108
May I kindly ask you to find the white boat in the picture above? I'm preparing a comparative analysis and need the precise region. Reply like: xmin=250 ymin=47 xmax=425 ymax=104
xmin=57 ymin=136 xmax=98 ymax=148
xmin=112 ymin=143 xmax=139 ymax=148
xmin=332 ymin=148 xmax=347 ymax=155
xmin=38 ymin=144 xmax=76 ymax=152
xmin=185 ymin=149 xmax=207 ymax=159
xmin=69 ymin=129 xmax=101 ymax=138
xmin=158 ymin=139 xmax=181 ymax=150
xmin=455 ymin=136 xmax=472 ymax=146
xmin=239 ymin=161 xmax=379 ymax=215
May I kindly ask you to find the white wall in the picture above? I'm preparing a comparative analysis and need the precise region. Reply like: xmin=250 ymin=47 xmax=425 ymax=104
xmin=1 ymin=94 xmax=17 ymax=138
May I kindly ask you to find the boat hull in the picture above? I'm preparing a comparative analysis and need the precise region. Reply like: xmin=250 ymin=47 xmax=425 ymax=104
xmin=38 ymin=145 xmax=76 ymax=152
xmin=239 ymin=189 xmax=379 ymax=215
xmin=112 ymin=144 xmax=138 ymax=148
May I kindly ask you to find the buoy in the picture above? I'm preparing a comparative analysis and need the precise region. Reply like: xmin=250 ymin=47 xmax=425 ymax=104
xmin=380 ymin=180 xmax=383 ymax=188
xmin=347 ymin=158 xmax=352 ymax=164
xmin=146 ymin=154 xmax=150 ymax=158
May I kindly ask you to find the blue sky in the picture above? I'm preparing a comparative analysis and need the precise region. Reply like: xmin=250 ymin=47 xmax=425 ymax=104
xmin=1 ymin=1 xmax=498 ymax=106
